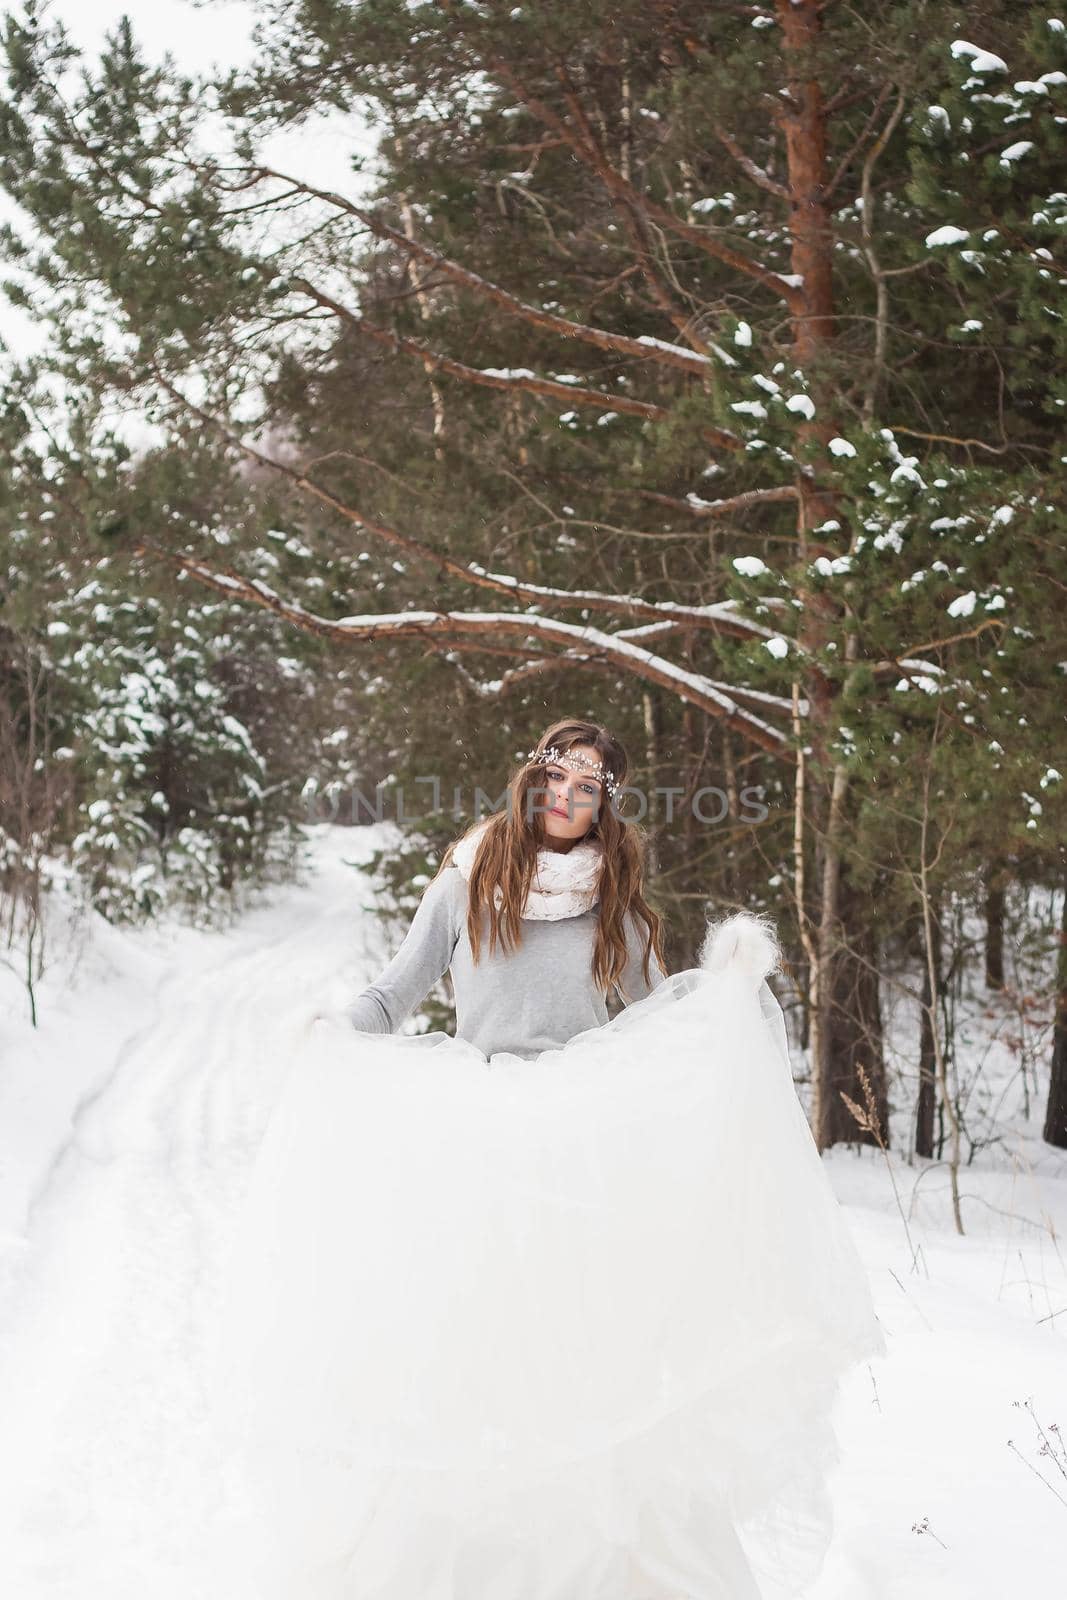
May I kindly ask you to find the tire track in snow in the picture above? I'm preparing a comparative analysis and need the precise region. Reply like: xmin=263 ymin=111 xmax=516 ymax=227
xmin=0 ymin=857 xmax=370 ymax=1599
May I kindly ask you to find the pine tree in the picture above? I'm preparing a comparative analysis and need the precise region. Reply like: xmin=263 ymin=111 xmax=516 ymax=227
xmin=1 ymin=1 xmax=1064 ymax=1146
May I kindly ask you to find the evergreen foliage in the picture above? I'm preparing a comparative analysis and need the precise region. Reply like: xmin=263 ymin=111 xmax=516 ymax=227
xmin=0 ymin=0 xmax=1063 ymax=1147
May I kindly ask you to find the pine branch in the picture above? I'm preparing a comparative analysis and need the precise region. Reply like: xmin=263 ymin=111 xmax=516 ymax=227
xmin=131 ymin=538 xmax=794 ymax=754
xmin=431 ymin=641 xmax=620 ymax=700
xmin=247 ymin=166 xmax=726 ymax=387
xmin=288 ymin=276 xmax=718 ymax=438
xmin=824 ymin=78 xmax=895 ymax=205
xmin=147 ymin=364 xmax=778 ymax=646
xmin=614 ymin=483 xmax=801 ymax=521
xmin=711 ymin=126 xmax=791 ymax=202
xmin=436 ymin=638 xmax=805 ymax=714
xmin=537 ymin=74 xmax=717 ymax=358
xmin=897 ymin=619 xmax=1009 ymax=658
xmin=606 ymin=200 xmax=715 ymax=358
xmin=461 ymin=561 xmax=779 ymax=643
xmin=488 ymin=60 xmax=804 ymax=309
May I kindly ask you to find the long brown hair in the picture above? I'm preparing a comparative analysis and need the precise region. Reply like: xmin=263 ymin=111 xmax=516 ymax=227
xmin=433 ymin=718 xmax=667 ymax=1002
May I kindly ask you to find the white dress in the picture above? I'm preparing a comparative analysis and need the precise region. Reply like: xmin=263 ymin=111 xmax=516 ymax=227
xmin=204 ymin=911 xmax=885 ymax=1600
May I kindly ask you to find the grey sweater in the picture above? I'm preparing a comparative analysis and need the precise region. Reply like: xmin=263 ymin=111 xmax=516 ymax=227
xmin=345 ymin=865 xmax=668 ymax=1059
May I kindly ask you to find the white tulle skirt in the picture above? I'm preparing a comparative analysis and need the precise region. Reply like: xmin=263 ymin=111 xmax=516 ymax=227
xmin=204 ymin=915 xmax=885 ymax=1600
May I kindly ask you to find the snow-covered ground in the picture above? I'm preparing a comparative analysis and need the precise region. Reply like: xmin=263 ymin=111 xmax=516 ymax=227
xmin=0 ymin=823 xmax=1063 ymax=1598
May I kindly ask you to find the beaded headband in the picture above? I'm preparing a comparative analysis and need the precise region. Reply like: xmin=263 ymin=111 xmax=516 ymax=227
xmin=525 ymin=744 xmax=620 ymax=798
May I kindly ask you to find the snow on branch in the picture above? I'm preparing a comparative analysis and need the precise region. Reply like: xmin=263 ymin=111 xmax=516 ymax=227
xmin=434 ymin=642 xmax=630 ymax=701
xmin=149 ymin=367 xmax=778 ymax=649
xmin=870 ymin=657 xmax=946 ymax=681
xmin=437 ymin=640 xmax=804 ymax=715
xmin=249 ymin=166 xmax=722 ymax=383
xmin=135 ymin=543 xmax=792 ymax=755
xmin=462 ymin=563 xmax=781 ymax=644
xmin=676 ymin=485 xmax=800 ymax=517
xmin=712 ymin=125 xmax=792 ymax=201
xmin=288 ymin=277 xmax=730 ymax=440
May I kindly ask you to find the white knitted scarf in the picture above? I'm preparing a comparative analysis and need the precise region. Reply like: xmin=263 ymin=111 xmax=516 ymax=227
xmin=450 ymin=818 xmax=604 ymax=921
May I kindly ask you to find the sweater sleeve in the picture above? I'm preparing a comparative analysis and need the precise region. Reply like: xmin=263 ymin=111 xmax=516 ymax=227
xmin=345 ymin=869 xmax=460 ymax=1034
xmin=615 ymin=910 xmax=667 ymax=1006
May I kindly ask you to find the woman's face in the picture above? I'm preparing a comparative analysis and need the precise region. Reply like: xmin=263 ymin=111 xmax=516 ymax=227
xmin=538 ymin=743 xmax=606 ymax=846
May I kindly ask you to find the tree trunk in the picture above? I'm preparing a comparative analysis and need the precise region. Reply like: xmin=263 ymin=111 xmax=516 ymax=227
xmin=641 ymin=687 xmax=661 ymax=877
xmin=915 ymin=899 xmax=943 ymax=1159
xmin=775 ymin=0 xmax=882 ymax=1150
xmin=984 ymin=869 xmax=1005 ymax=990
xmin=1043 ymin=882 xmax=1067 ymax=1148
xmin=819 ymin=855 xmax=889 ymax=1149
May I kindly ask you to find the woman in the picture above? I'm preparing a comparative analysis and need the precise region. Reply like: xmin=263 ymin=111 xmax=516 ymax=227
xmin=206 ymin=718 xmax=885 ymax=1600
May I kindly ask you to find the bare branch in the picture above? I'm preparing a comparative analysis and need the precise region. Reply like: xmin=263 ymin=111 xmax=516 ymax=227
xmin=678 ymin=485 xmax=802 ymax=517
xmin=289 ymin=276 xmax=719 ymax=438
xmin=712 ymin=125 xmax=791 ymax=201
xmin=898 ymin=619 xmax=1008 ymax=657
xmin=856 ymin=84 xmax=908 ymax=425
xmin=884 ymin=426 xmax=1038 ymax=457
xmin=248 ymin=165 xmax=726 ymax=385
xmin=824 ymin=79 xmax=895 ymax=205
xmin=491 ymin=62 xmax=804 ymax=309
xmin=532 ymin=70 xmax=714 ymax=358
xmin=435 ymin=641 xmax=634 ymax=700
xmin=617 ymin=484 xmax=801 ymax=522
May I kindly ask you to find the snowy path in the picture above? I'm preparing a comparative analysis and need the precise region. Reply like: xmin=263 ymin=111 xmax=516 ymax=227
xmin=0 ymin=832 xmax=386 ymax=1598
xmin=0 ymin=825 xmax=1064 ymax=1598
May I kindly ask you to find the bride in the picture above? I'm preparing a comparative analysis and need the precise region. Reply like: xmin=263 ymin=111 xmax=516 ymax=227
xmin=206 ymin=718 xmax=885 ymax=1600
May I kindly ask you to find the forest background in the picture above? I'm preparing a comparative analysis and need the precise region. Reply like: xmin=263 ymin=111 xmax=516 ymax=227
xmin=1 ymin=0 xmax=1065 ymax=1166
